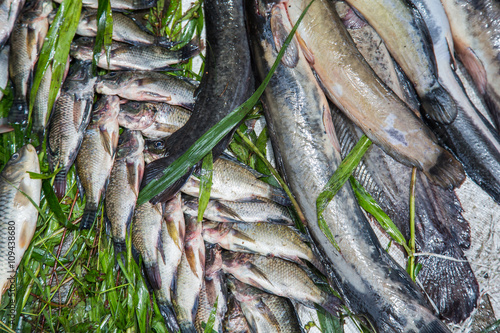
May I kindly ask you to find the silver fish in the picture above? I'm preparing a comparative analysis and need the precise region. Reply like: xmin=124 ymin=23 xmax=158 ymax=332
xmin=0 ymin=145 xmax=41 ymax=301
xmin=0 ymin=0 xmax=25 ymax=49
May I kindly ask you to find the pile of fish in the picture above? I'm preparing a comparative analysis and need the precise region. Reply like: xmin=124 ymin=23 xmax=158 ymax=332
xmin=1 ymin=0 xmax=500 ymax=331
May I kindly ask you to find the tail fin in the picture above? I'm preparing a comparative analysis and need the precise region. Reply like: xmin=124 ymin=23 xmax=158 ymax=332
xmin=156 ymin=36 xmax=181 ymax=49
xmin=158 ymin=302 xmax=181 ymax=333
xmin=145 ymin=262 xmax=162 ymax=290
xmin=54 ymin=171 xmax=67 ymax=200
xmin=113 ymin=240 xmax=126 ymax=256
xmin=178 ymin=322 xmax=197 ymax=333
xmin=80 ymin=208 xmax=97 ymax=230
xmin=270 ymin=186 xmax=292 ymax=206
xmin=425 ymin=149 xmax=465 ymax=189
xmin=9 ymin=100 xmax=29 ymax=125
xmin=419 ymin=320 xmax=451 ymax=333
xmin=132 ymin=0 xmax=158 ymax=10
xmin=421 ymin=84 xmax=457 ymax=124
xmin=179 ymin=39 xmax=202 ymax=62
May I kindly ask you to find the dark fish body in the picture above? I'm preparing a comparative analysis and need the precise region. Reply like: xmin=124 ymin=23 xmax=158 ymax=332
xmin=119 ymin=100 xmax=191 ymax=140
xmin=227 ymin=277 xmax=303 ymax=333
xmin=70 ymin=37 xmax=199 ymax=71
xmin=105 ymin=129 xmax=144 ymax=253
xmin=76 ymin=9 xmax=175 ymax=47
xmin=247 ymin=2 xmax=451 ymax=331
xmin=8 ymin=0 xmax=52 ymax=123
xmin=95 ymin=71 xmax=196 ymax=109
xmin=54 ymin=0 xmax=157 ymax=11
xmin=0 ymin=0 xmax=25 ymax=49
xmin=223 ymin=294 xmax=251 ymax=333
xmin=77 ymin=95 xmax=120 ymax=229
xmin=0 ymin=45 xmax=9 ymax=101
xmin=141 ymin=0 xmax=254 ymax=204
xmin=156 ymin=194 xmax=185 ymax=333
xmin=0 ymin=145 xmax=41 ymax=301
xmin=47 ymin=60 xmax=97 ymax=199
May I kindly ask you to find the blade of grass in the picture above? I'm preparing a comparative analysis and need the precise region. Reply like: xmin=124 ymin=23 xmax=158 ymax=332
xmin=407 ymin=167 xmax=417 ymax=281
xmin=137 ymin=0 xmax=316 ymax=205
xmin=203 ymin=296 xmax=218 ymax=333
xmin=197 ymin=152 xmax=213 ymax=222
xmin=92 ymin=0 xmax=113 ymax=74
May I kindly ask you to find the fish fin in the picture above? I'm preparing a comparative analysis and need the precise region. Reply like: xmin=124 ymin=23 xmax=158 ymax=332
xmin=424 ymin=149 xmax=465 ymax=189
xmin=419 ymin=320 xmax=453 ymax=333
xmin=75 ymin=172 xmax=85 ymax=205
xmin=340 ymin=7 xmax=367 ymax=29
xmin=156 ymin=228 xmax=166 ymax=265
xmin=127 ymin=159 xmax=143 ymax=197
xmin=80 ymin=208 xmax=98 ymax=230
xmin=295 ymin=32 xmax=314 ymax=65
xmin=178 ymin=322 xmax=197 ymax=333
xmin=0 ymin=124 xmax=13 ymax=134
xmin=205 ymin=244 xmax=223 ymax=277
xmin=247 ymin=263 xmax=273 ymax=287
xmin=179 ymin=39 xmax=201 ymax=62
xmin=155 ymin=36 xmax=180 ymax=49
xmin=145 ymin=262 xmax=162 ymax=290
xmin=185 ymin=246 xmax=200 ymax=279
xmin=460 ymin=47 xmax=487 ymax=95
xmin=229 ymin=229 xmax=256 ymax=245
xmin=271 ymin=4 xmax=299 ymax=68
xmin=445 ymin=37 xmax=456 ymax=71
xmin=99 ymin=126 xmax=115 ymax=156
xmin=270 ymin=186 xmax=292 ymax=206
xmin=255 ymin=298 xmax=282 ymax=329
xmin=421 ymin=82 xmax=458 ymax=124
xmin=113 ymin=240 xmax=127 ymax=257
xmin=219 ymin=153 xmax=267 ymax=178
xmin=158 ymin=302 xmax=180 ymax=333
xmin=320 ymin=293 xmax=341 ymax=317
xmin=214 ymin=201 xmax=243 ymax=222
xmin=53 ymin=171 xmax=67 ymax=200
xmin=323 ymin=104 xmax=341 ymax=153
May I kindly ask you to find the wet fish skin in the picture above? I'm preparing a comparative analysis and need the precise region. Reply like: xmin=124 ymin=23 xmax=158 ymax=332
xmin=177 ymin=155 xmax=291 ymax=206
xmin=0 ymin=0 xmax=25 ymax=50
xmin=105 ymin=129 xmax=144 ymax=254
xmin=77 ymin=9 xmax=175 ymax=48
xmin=132 ymin=201 xmax=164 ymax=290
xmin=0 ymin=45 xmax=9 ymax=102
xmin=227 ymin=277 xmax=303 ymax=333
xmin=0 ymin=145 xmax=41 ymax=301
xmin=70 ymin=37 xmax=200 ymax=71
xmin=223 ymin=294 xmax=251 ymax=333
xmin=95 ymin=71 xmax=196 ymax=110
xmin=247 ymin=2 xmax=451 ymax=331
xmin=155 ymin=193 xmax=185 ymax=333
xmin=141 ymin=0 xmax=254 ymax=204
xmin=54 ymin=0 xmax=157 ymax=11
xmin=47 ymin=60 xmax=97 ymax=200
xmin=8 ymin=0 xmax=52 ymax=124
xmin=119 ymin=100 xmax=191 ymax=140
xmin=77 ymin=95 xmax=120 ymax=229
xmin=173 ymin=214 xmax=205 ymax=333
xmin=182 ymin=196 xmax=293 ymax=225
xmin=285 ymin=0 xmax=464 ymax=190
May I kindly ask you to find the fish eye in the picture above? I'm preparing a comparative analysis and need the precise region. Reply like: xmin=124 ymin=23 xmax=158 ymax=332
xmin=153 ymin=141 xmax=165 ymax=150
xmin=11 ymin=153 xmax=19 ymax=161
xmin=106 ymin=72 xmax=118 ymax=78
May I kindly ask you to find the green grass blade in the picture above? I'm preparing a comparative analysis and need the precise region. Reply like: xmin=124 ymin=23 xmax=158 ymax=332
xmin=93 ymin=0 xmax=113 ymax=74
xmin=137 ymin=0 xmax=316 ymax=205
xmin=481 ymin=319 xmax=500 ymax=333
xmin=197 ymin=152 xmax=213 ymax=222
xmin=203 ymin=296 xmax=218 ymax=333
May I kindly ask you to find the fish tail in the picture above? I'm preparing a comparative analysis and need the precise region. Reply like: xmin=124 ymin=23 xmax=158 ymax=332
xmin=156 ymin=36 xmax=180 ymax=49
xmin=80 ymin=208 xmax=98 ymax=230
xmin=54 ymin=171 xmax=68 ymax=200
xmin=425 ymin=149 xmax=465 ymax=189
xmin=421 ymin=84 xmax=457 ymax=124
xmin=9 ymin=99 xmax=29 ymax=125
xmin=113 ymin=240 xmax=127 ymax=256
xmin=158 ymin=302 xmax=180 ymax=333
xmin=179 ymin=40 xmax=201 ymax=62
xmin=142 ymin=159 xmax=193 ymax=204
xmin=321 ymin=293 xmax=341 ymax=317
xmin=145 ymin=262 xmax=162 ymax=290
xmin=419 ymin=319 xmax=452 ymax=333
xmin=178 ymin=322 xmax=197 ymax=333
xmin=270 ymin=186 xmax=292 ymax=206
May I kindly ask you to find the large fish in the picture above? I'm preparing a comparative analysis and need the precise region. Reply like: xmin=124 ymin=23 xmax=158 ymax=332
xmin=227 ymin=277 xmax=303 ymax=333
xmin=76 ymin=95 xmax=120 ymax=229
xmin=70 ymin=37 xmax=200 ymax=71
xmin=47 ymin=60 xmax=97 ymax=200
xmin=141 ymin=0 xmax=254 ymax=204
xmin=8 ymin=0 xmax=52 ymax=123
xmin=119 ymin=100 xmax=191 ymax=140
xmin=440 ymin=0 xmax=500 ymax=130
xmin=0 ymin=145 xmax=41 ymax=301
xmin=173 ymin=214 xmax=205 ymax=333
xmin=155 ymin=194 xmax=185 ymax=333
xmin=105 ymin=129 xmax=144 ymax=253
xmin=54 ymin=0 xmax=157 ymax=11
xmin=0 ymin=0 xmax=26 ymax=50
xmin=95 ymin=71 xmax=196 ymax=109
xmin=76 ymin=9 xmax=175 ymax=47
xmin=284 ymin=0 xmax=464 ymax=190
xmin=247 ymin=2 xmax=451 ymax=331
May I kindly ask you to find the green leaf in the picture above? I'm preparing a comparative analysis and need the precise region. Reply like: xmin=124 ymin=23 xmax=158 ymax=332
xmin=481 ymin=320 xmax=500 ymax=333
xmin=137 ymin=0 xmax=316 ymax=205
xmin=317 ymin=307 xmax=343 ymax=333
xmin=41 ymin=179 xmax=68 ymax=226
xmin=92 ymin=0 xmax=113 ymax=74
xmin=349 ymin=177 xmax=409 ymax=253
xmin=203 ymin=296 xmax=218 ymax=333
xmin=198 ymin=152 xmax=213 ymax=222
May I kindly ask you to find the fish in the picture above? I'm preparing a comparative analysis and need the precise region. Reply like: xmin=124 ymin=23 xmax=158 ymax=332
xmin=119 ymin=100 xmax=191 ymax=140
xmin=202 ymin=221 xmax=320 ymax=270
xmin=221 ymin=252 xmax=339 ymax=316
xmin=194 ymin=245 xmax=228 ymax=333
xmin=441 ymin=0 xmax=500 ymax=130
xmin=227 ymin=277 xmax=303 ymax=333
xmin=70 ymin=37 xmax=200 ymax=71
xmin=182 ymin=197 xmax=294 ymax=225
xmin=76 ymin=9 xmax=175 ymax=48
xmin=155 ymin=193 xmax=185 ymax=333
xmin=105 ymin=129 xmax=144 ymax=253
xmin=95 ymin=71 xmax=196 ymax=109
xmin=0 ymin=0 xmax=26 ymax=50
xmin=177 ymin=155 xmax=291 ymax=206
xmin=47 ymin=60 xmax=97 ymax=200
xmin=247 ymin=2 xmax=451 ymax=331
xmin=141 ymin=0 xmax=254 ymax=204
xmin=76 ymin=95 xmax=120 ymax=229
xmin=331 ymin=106 xmax=479 ymax=323
xmin=8 ymin=0 xmax=52 ymax=123
xmin=53 ymin=0 xmax=157 ymax=11
xmin=223 ymin=294 xmax=251 ymax=333
xmin=131 ymin=201 xmax=164 ymax=290
xmin=284 ymin=0 xmax=464 ymax=190
xmin=173 ymin=214 xmax=205 ymax=333
xmin=0 ymin=45 xmax=9 ymax=102
xmin=0 ymin=145 xmax=41 ymax=302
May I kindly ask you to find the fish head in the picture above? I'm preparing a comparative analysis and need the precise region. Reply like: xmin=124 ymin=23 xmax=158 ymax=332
xmin=2 ymin=144 xmax=39 ymax=181
xmin=144 ymin=137 xmax=167 ymax=157
xmin=92 ymin=95 xmax=121 ymax=124
xmin=70 ymin=37 xmax=95 ymax=60
xmin=65 ymin=60 xmax=93 ymax=90
xmin=118 ymin=101 xmax=154 ymax=130
xmin=78 ymin=8 xmax=97 ymax=29
xmin=116 ymin=129 xmax=145 ymax=160
xmin=39 ymin=0 xmax=54 ymax=18
xmin=95 ymin=71 xmax=131 ymax=94
xmin=202 ymin=221 xmax=233 ymax=243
